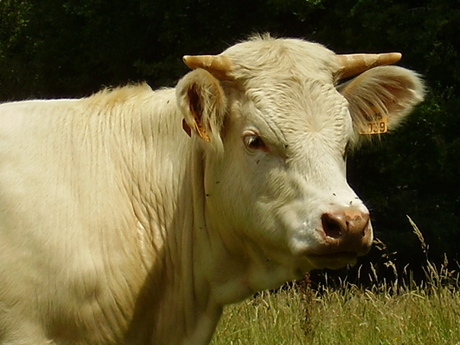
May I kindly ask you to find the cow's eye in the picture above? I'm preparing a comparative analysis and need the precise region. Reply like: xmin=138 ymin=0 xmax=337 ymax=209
xmin=243 ymin=134 xmax=268 ymax=152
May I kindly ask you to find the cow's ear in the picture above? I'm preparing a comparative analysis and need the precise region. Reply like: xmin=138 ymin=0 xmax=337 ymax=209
xmin=338 ymin=66 xmax=425 ymax=146
xmin=176 ymin=69 xmax=227 ymax=149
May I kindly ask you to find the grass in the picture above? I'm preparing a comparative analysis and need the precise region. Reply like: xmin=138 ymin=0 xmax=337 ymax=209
xmin=210 ymin=218 xmax=460 ymax=345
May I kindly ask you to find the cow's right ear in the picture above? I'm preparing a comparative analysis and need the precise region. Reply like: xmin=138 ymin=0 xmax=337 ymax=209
xmin=176 ymin=69 xmax=227 ymax=149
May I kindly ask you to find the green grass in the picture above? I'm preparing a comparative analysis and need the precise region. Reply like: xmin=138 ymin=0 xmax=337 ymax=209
xmin=211 ymin=218 xmax=460 ymax=345
xmin=211 ymin=286 xmax=460 ymax=345
xmin=307 ymin=287 xmax=460 ymax=344
xmin=211 ymin=288 xmax=306 ymax=345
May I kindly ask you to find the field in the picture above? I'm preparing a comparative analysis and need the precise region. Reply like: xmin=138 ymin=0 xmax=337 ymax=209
xmin=211 ymin=219 xmax=460 ymax=345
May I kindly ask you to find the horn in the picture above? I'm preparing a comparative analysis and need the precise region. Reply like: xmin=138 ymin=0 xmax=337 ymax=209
xmin=336 ymin=52 xmax=402 ymax=79
xmin=182 ymin=55 xmax=232 ymax=80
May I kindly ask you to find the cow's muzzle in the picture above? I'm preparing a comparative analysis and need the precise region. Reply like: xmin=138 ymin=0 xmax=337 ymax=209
xmin=307 ymin=209 xmax=373 ymax=269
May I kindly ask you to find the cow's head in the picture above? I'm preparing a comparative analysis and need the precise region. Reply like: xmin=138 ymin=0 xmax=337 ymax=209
xmin=176 ymin=36 xmax=424 ymax=285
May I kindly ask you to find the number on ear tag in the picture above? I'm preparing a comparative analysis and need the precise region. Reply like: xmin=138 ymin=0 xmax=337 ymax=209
xmin=359 ymin=112 xmax=388 ymax=135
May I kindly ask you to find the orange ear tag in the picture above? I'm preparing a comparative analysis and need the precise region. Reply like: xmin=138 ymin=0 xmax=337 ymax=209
xmin=359 ymin=111 xmax=388 ymax=135
xmin=193 ymin=118 xmax=211 ymax=142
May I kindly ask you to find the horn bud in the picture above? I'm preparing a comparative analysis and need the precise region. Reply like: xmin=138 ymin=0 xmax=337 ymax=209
xmin=336 ymin=52 xmax=402 ymax=79
xmin=183 ymin=55 xmax=232 ymax=80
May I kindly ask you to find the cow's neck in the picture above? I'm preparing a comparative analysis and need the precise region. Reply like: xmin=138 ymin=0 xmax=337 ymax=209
xmin=114 ymin=92 xmax=291 ymax=345
xmin=139 ymin=142 xmax=281 ymax=344
xmin=121 ymin=99 xmax=224 ymax=345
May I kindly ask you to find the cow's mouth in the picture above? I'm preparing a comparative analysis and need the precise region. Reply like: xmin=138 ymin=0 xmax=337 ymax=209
xmin=307 ymin=252 xmax=358 ymax=269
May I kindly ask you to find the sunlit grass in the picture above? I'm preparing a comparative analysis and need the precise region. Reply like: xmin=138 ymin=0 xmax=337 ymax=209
xmin=211 ymin=289 xmax=306 ymax=345
xmin=211 ymin=218 xmax=460 ymax=345
xmin=306 ymin=286 xmax=460 ymax=345
xmin=212 ymin=286 xmax=460 ymax=345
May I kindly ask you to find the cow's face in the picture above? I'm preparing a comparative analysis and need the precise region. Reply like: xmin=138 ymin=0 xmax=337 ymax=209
xmin=177 ymin=37 xmax=424 ymax=284
xmin=213 ymin=75 xmax=370 ymax=270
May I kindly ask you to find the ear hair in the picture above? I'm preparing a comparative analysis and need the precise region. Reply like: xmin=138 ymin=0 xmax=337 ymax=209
xmin=176 ymin=69 xmax=227 ymax=153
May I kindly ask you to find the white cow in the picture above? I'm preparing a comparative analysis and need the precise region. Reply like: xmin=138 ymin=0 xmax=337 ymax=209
xmin=0 ymin=35 xmax=424 ymax=345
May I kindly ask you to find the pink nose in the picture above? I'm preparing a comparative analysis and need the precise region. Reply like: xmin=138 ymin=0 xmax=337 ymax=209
xmin=320 ymin=210 xmax=372 ymax=255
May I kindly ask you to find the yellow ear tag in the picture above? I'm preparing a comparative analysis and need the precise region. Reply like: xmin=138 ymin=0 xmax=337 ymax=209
xmin=359 ymin=111 xmax=388 ymax=135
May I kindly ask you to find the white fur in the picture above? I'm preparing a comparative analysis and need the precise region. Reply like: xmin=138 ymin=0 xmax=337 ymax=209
xmin=0 ymin=36 xmax=424 ymax=345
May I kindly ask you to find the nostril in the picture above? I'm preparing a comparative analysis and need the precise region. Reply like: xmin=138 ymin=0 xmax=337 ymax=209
xmin=321 ymin=211 xmax=370 ymax=239
xmin=321 ymin=213 xmax=344 ymax=239
xmin=319 ymin=210 xmax=372 ymax=255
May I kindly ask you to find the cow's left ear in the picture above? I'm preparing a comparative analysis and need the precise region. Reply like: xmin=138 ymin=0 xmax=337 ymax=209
xmin=176 ymin=69 xmax=227 ymax=150
xmin=338 ymin=65 xmax=425 ymax=145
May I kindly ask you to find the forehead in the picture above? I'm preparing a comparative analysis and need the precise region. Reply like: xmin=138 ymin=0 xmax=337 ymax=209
xmin=243 ymin=78 xmax=350 ymax=145
xmin=223 ymin=36 xmax=352 ymax=145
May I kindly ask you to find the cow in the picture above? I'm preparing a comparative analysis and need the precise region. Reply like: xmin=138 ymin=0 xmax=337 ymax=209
xmin=0 ymin=35 xmax=424 ymax=345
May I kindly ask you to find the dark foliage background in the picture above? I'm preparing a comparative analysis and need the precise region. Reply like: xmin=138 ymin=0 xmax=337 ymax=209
xmin=1 ymin=0 xmax=458 ymax=283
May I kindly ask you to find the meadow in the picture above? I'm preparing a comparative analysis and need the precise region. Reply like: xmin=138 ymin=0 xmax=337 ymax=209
xmin=211 ymin=219 xmax=460 ymax=345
